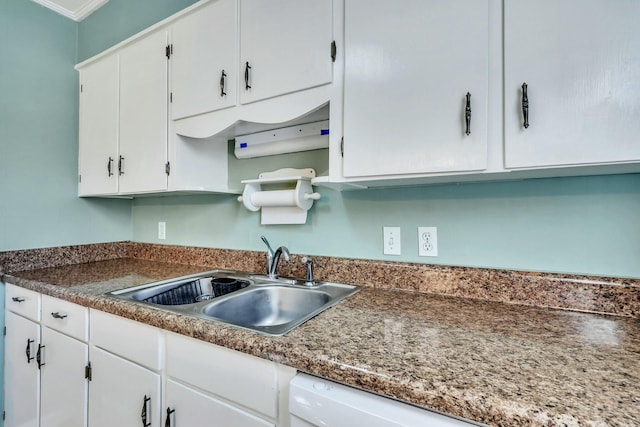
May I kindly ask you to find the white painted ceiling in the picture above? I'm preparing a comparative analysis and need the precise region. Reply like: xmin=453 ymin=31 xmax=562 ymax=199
xmin=31 ymin=0 xmax=109 ymax=22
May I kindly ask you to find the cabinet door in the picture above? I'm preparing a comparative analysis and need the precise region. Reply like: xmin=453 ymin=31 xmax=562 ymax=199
xmin=171 ymin=0 xmax=237 ymax=120
xmin=78 ymin=55 xmax=119 ymax=196
xmin=239 ymin=0 xmax=333 ymax=104
xmin=504 ymin=0 xmax=640 ymax=168
xmin=342 ymin=0 xmax=489 ymax=178
xmin=4 ymin=312 xmax=40 ymax=427
xmin=165 ymin=380 xmax=273 ymax=427
xmin=40 ymin=328 xmax=88 ymax=427
xmin=119 ymin=30 xmax=168 ymax=194
xmin=88 ymin=347 xmax=161 ymax=427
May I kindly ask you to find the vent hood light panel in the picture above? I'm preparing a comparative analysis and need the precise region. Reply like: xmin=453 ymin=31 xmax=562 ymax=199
xmin=31 ymin=0 xmax=109 ymax=21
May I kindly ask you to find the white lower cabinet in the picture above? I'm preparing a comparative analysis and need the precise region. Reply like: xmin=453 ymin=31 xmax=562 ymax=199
xmin=4 ymin=310 xmax=40 ymax=427
xmin=165 ymin=380 xmax=272 ymax=427
xmin=4 ymin=285 xmax=89 ymax=427
xmin=165 ymin=332 xmax=296 ymax=427
xmin=40 ymin=327 xmax=88 ymax=427
xmin=88 ymin=347 xmax=161 ymax=427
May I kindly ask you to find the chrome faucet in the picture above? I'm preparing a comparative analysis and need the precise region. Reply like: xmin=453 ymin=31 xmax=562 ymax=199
xmin=261 ymin=236 xmax=290 ymax=278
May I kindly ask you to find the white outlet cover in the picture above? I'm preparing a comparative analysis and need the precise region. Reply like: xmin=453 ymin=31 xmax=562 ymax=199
xmin=158 ymin=222 xmax=166 ymax=240
xmin=418 ymin=227 xmax=437 ymax=256
xmin=383 ymin=227 xmax=401 ymax=255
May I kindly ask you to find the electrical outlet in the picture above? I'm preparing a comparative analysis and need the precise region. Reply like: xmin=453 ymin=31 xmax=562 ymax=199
xmin=383 ymin=227 xmax=401 ymax=255
xmin=418 ymin=227 xmax=437 ymax=256
xmin=158 ymin=222 xmax=166 ymax=240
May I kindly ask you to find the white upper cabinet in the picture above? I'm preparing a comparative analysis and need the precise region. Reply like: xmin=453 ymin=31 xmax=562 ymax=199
xmin=239 ymin=0 xmax=333 ymax=105
xmin=118 ymin=30 xmax=169 ymax=194
xmin=342 ymin=0 xmax=489 ymax=178
xmin=170 ymin=0 xmax=237 ymax=120
xmin=78 ymin=55 xmax=119 ymax=196
xmin=504 ymin=0 xmax=640 ymax=169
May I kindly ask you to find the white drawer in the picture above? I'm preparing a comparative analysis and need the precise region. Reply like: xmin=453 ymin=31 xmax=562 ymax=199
xmin=41 ymin=294 xmax=89 ymax=341
xmin=5 ymin=283 xmax=41 ymax=321
xmin=166 ymin=332 xmax=278 ymax=419
xmin=90 ymin=309 xmax=163 ymax=370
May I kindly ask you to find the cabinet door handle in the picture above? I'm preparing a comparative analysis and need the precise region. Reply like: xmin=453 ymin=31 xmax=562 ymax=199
xmin=51 ymin=312 xmax=67 ymax=320
xmin=107 ymin=157 xmax=114 ymax=177
xmin=25 ymin=339 xmax=34 ymax=363
xmin=465 ymin=92 xmax=472 ymax=136
xmin=244 ymin=61 xmax=251 ymax=90
xmin=220 ymin=70 xmax=227 ymax=97
xmin=164 ymin=407 xmax=175 ymax=427
xmin=36 ymin=344 xmax=45 ymax=369
xmin=12 ymin=296 xmax=25 ymax=303
xmin=521 ymin=82 xmax=529 ymax=129
xmin=118 ymin=155 xmax=125 ymax=176
xmin=141 ymin=395 xmax=151 ymax=427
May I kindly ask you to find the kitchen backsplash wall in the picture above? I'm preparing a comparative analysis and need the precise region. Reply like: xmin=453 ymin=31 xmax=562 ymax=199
xmin=132 ymin=173 xmax=640 ymax=278
xmin=0 ymin=0 xmax=131 ymax=252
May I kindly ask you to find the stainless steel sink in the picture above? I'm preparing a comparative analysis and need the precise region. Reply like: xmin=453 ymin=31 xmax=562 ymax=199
xmin=107 ymin=270 xmax=359 ymax=336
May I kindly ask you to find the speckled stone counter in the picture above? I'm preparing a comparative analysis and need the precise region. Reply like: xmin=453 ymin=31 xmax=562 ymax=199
xmin=2 ymin=245 xmax=640 ymax=426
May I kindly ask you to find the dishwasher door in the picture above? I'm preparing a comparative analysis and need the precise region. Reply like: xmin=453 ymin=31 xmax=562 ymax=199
xmin=289 ymin=374 xmax=482 ymax=427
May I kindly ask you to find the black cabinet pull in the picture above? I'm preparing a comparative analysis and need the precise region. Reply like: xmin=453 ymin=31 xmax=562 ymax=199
xmin=26 ymin=339 xmax=34 ymax=363
xmin=36 ymin=344 xmax=45 ymax=369
xmin=141 ymin=395 xmax=151 ymax=427
xmin=107 ymin=157 xmax=114 ymax=177
xmin=118 ymin=155 xmax=125 ymax=176
xmin=465 ymin=92 xmax=472 ymax=136
xmin=220 ymin=70 xmax=227 ymax=97
xmin=244 ymin=61 xmax=251 ymax=90
xmin=12 ymin=296 xmax=25 ymax=303
xmin=164 ymin=407 xmax=175 ymax=427
xmin=51 ymin=312 xmax=67 ymax=320
xmin=521 ymin=82 xmax=529 ymax=129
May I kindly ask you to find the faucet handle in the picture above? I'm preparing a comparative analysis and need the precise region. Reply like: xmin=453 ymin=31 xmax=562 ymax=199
xmin=301 ymin=257 xmax=315 ymax=286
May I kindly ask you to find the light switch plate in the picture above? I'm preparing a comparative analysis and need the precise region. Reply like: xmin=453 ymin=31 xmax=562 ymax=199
xmin=383 ymin=227 xmax=401 ymax=255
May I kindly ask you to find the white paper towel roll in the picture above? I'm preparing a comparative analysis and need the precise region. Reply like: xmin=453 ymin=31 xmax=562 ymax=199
xmin=250 ymin=190 xmax=297 ymax=207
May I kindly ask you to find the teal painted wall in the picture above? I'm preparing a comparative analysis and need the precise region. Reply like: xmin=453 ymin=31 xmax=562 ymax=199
xmin=0 ymin=0 xmax=131 ymax=252
xmin=77 ymin=0 xmax=198 ymax=61
xmin=132 ymin=174 xmax=640 ymax=278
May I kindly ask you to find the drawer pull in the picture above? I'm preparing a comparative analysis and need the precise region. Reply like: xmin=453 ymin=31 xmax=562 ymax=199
xmin=164 ymin=407 xmax=175 ymax=427
xmin=51 ymin=312 xmax=68 ymax=320
xmin=521 ymin=82 xmax=529 ymax=129
xmin=37 ymin=344 xmax=46 ymax=369
xmin=25 ymin=338 xmax=34 ymax=363
xmin=244 ymin=61 xmax=252 ymax=90
xmin=141 ymin=395 xmax=151 ymax=427
xmin=220 ymin=70 xmax=227 ymax=97
xmin=12 ymin=297 xmax=25 ymax=303
xmin=465 ymin=92 xmax=472 ymax=136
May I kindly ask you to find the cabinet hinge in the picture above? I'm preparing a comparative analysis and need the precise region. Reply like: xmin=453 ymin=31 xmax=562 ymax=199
xmin=80 ymin=84 xmax=83 ymax=93
xmin=3 ymin=411 xmax=5 ymax=421
xmin=3 ymin=326 xmax=6 ymax=336
xmin=331 ymin=40 xmax=337 ymax=62
xmin=165 ymin=44 xmax=173 ymax=59
xmin=165 ymin=161 xmax=171 ymax=176
xmin=78 ymin=174 xmax=82 ymax=183
xmin=85 ymin=363 xmax=92 ymax=381
xmin=340 ymin=137 xmax=344 ymax=157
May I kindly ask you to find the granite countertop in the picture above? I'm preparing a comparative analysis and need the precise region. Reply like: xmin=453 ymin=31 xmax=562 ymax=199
xmin=4 ymin=258 xmax=640 ymax=427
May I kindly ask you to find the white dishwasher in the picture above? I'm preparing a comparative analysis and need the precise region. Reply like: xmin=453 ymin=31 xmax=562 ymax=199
xmin=289 ymin=374 xmax=483 ymax=427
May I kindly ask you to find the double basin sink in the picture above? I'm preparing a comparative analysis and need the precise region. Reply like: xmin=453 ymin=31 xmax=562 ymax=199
xmin=107 ymin=270 xmax=359 ymax=336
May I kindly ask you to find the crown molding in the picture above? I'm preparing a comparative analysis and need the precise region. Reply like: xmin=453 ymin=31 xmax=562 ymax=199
xmin=31 ymin=0 xmax=109 ymax=22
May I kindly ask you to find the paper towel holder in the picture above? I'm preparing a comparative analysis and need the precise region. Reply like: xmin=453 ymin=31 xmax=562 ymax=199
xmin=237 ymin=168 xmax=321 ymax=224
